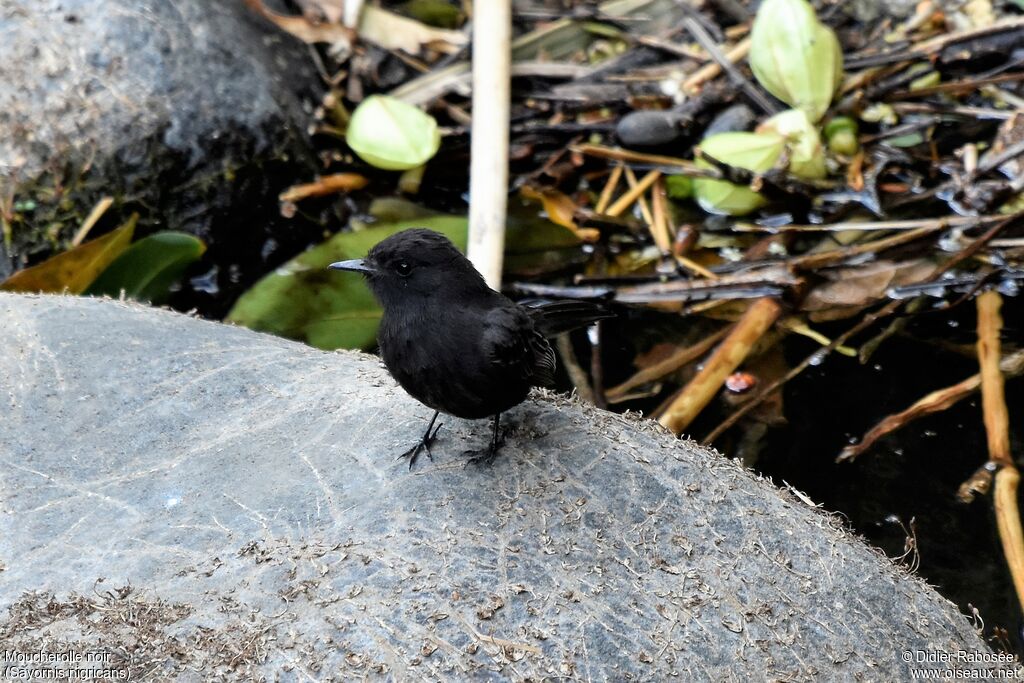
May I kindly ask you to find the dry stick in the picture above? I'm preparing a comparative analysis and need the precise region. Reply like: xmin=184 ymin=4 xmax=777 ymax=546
xmin=840 ymin=16 xmax=1024 ymax=94
xmin=835 ymin=350 xmax=1024 ymax=463
xmin=996 ymin=468 xmax=1024 ymax=610
xmin=556 ymin=335 xmax=596 ymax=404
xmin=71 ymin=197 xmax=114 ymax=247
xmin=681 ymin=37 xmax=750 ymax=93
xmin=573 ymin=144 xmax=708 ymax=174
xmin=467 ymin=0 xmax=511 ymax=289
xmin=649 ymin=177 xmax=672 ymax=252
xmin=890 ymin=73 xmax=1024 ymax=101
xmin=681 ymin=18 xmax=777 ymax=114
xmin=977 ymin=292 xmax=1024 ymax=613
xmin=623 ymin=167 xmax=655 ymax=227
xmin=702 ymin=299 xmax=901 ymax=445
xmin=574 ymin=142 xmax=834 ymax=193
xmin=978 ymin=293 xmax=1013 ymax=468
xmin=788 ymin=226 xmax=941 ymax=270
xmin=606 ymin=326 xmax=731 ymax=402
xmin=659 ymin=297 xmax=782 ymax=436
xmin=595 ymin=164 xmax=623 ymax=214
xmin=703 ymin=213 xmax=1023 ymax=445
xmin=650 ymin=179 xmax=717 ymax=279
xmin=733 ymin=215 xmax=1005 ymax=233
xmin=278 ymin=173 xmax=369 ymax=202
xmin=606 ymin=170 xmax=660 ymax=217
xmin=977 ymin=137 xmax=1024 ymax=175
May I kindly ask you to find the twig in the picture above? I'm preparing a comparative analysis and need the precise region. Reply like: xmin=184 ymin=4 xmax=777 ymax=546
xmin=467 ymin=0 xmax=512 ymax=288
xmin=606 ymin=170 xmax=660 ymax=217
xmin=623 ymin=167 xmax=655 ymax=226
xmin=595 ymin=164 xmax=623 ymax=214
xmin=278 ymin=173 xmax=369 ymax=202
xmin=887 ymin=73 xmax=1024 ymax=101
xmin=787 ymin=227 xmax=941 ymax=270
xmin=556 ymin=336 xmax=596 ymax=404
xmin=591 ymin=321 xmax=607 ymax=410
xmin=977 ymin=292 xmax=1012 ymax=469
xmin=681 ymin=37 xmax=750 ymax=93
xmin=659 ymin=297 xmax=782 ymax=435
xmin=650 ymin=178 xmax=716 ymax=279
xmin=732 ymin=215 xmax=1005 ymax=233
xmin=996 ymin=468 xmax=1024 ymax=614
xmin=573 ymin=143 xmax=707 ymax=173
xmin=72 ymin=197 xmax=114 ymax=247
xmin=649 ymin=177 xmax=671 ymax=250
xmin=681 ymin=18 xmax=777 ymax=114
xmin=840 ymin=17 xmax=1024 ymax=95
xmin=702 ymin=213 xmax=1023 ymax=445
xmin=702 ymin=299 xmax=902 ymax=445
xmin=834 ymin=351 xmax=1024 ymax=463
xmin=976 ymin=291 xmax=1024 ymax=614
xmin=606 ymin=326 xmax=730 ymax=402
xmin=977 ymin=138 xmax=1024 ymax=175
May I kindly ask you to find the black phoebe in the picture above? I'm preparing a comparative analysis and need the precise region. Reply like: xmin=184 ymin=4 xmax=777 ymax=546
xmin=329 ymin=228 xmax=610 ymax=467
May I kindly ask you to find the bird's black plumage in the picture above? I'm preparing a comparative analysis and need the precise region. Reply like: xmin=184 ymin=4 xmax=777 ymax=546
xmin=329 ymin=228 xmax=609 ymax=466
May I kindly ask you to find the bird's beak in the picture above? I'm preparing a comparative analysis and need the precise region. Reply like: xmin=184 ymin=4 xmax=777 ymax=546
xmin=328 ymin=258 xmax=377 ymax=275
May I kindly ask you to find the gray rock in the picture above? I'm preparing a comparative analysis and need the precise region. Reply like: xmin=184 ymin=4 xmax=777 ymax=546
xmin=0 ymin=0 xmax=318 ymax=264
xmin=0 ymin=293 xmax=1015 ymax=681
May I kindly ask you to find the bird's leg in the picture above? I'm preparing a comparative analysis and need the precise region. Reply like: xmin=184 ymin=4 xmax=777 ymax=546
xmin=467 ymin=413 xmax=505 ymax=466
xmin=398 ymin=410 xmax=443 ymax=469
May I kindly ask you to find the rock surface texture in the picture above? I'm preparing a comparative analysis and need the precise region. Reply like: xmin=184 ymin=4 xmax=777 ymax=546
xmin=0 ymin=294 xmax=1015 ymax=680
xmin=0 ymin=0 xmax=318 ymax=269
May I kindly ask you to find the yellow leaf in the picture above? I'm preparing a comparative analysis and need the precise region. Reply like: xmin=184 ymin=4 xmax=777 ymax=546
xmin=1 ymin=215 xmax=137 ymax=294
xmin=520 ymin=186 xmax=600 ymax=242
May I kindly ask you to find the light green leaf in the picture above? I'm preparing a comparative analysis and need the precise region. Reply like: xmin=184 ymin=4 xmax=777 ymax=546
xmin=346 ymin=95 xmax=441 ymax=171
xmin=756 ymin=109 xmax=826 ymax=180
xmin=85 ymin=231 xmax=206 ymax=303
xmin=693 ymin=132 xmax=785 ymax=216
xmin=748 ymin=0 xmax=843 ymax=122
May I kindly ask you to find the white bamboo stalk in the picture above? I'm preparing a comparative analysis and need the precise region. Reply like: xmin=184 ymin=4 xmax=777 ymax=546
xmin=467 ymin=0 xmax=512 ymax=290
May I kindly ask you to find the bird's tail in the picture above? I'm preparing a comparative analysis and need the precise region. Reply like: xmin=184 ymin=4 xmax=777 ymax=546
xmin=520 ymin=299 xmax=614 ymax=337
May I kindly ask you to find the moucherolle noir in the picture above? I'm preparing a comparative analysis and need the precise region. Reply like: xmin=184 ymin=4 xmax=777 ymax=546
xmin=329 ymin=228 xmax=610 ymax=468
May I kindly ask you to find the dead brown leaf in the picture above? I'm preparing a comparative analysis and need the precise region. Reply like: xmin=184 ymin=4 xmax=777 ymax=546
xmin=245 ymin=0 xmax=466 ymax=53
xmin=802 ymin=259 xmax=934 ymax=311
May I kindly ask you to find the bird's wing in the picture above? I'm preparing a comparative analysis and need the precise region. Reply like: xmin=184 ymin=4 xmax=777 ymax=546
xmin=484 ymin=306 xmax=557 ymax=388
xmin=521 ymin=299 xmax=613 ymax=336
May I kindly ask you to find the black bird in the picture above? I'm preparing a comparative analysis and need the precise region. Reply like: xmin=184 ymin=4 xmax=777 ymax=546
xmin=328 ymin=228 xmax=609 ymax=467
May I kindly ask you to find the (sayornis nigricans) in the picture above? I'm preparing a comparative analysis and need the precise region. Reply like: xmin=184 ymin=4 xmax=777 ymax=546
xmin=329 ymin=228 xmax=610 ymax=467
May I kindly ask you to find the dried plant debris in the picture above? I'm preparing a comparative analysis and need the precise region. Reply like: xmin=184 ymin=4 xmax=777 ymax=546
xmin=0 ymin=584 xmax=285 ymax=679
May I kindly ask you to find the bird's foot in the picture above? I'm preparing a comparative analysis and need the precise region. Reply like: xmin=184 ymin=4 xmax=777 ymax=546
xmin=464 ymin=430 xmax=507 ymax=467
xmin=398 ymin=420 xmax=443 ymax=470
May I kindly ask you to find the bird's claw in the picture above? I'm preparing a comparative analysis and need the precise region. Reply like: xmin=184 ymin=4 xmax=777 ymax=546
xmin=399 ymin=421 xmax=443 ymax=470
xmin=463 ymin=431 xmax=506 ymax=467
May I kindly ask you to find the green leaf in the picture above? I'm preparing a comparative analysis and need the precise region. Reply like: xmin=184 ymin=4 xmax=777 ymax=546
xmin=400 ymin=0 xmax=463 ymax=28
xmin=756 ymin=109 xmax=826 ymax=180
xmin=665 ymin=176 xmax=693 ymax=200
xmin=227 ymin=215 xmax=468 ymax=351
xmin=85 ymin=231 xmax=206 ymax=303
xmin=346 ymin=95 xmax=441 ymax=171
xmin=748 ymin=0 xmax=843 ymax=122
xmin=693 ymin=132 xmax=785 ymax=216
xmin=0 ymin=215 xmax=137 ymax=294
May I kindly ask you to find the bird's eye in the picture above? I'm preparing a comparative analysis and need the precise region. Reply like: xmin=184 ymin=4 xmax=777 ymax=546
xmin=395 ymin=261 xmax=412 ymax=277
